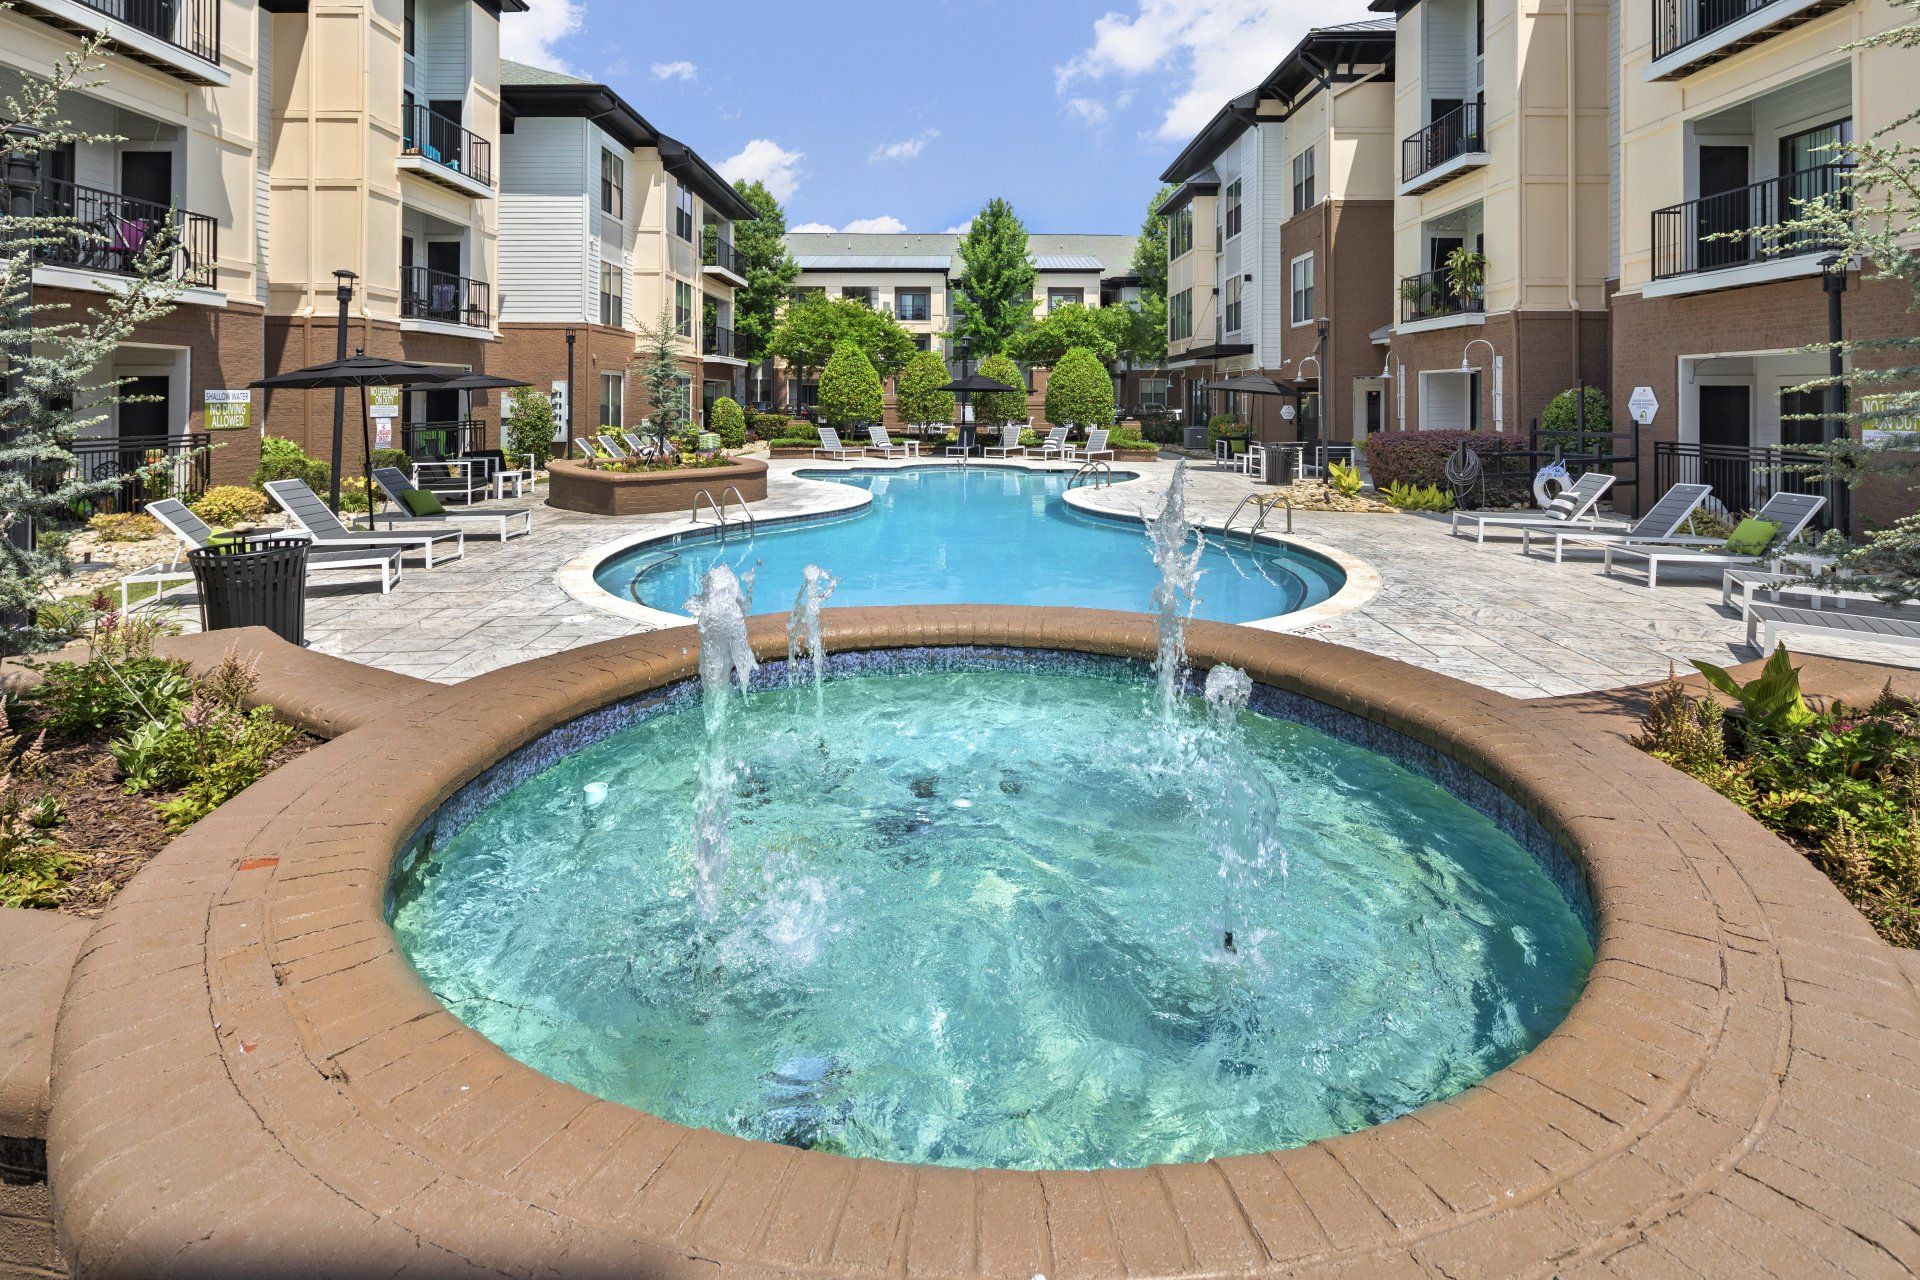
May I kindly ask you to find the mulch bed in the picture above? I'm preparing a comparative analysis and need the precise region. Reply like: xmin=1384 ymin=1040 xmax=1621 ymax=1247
xmin=11 ymin=722 xmax=321 ymax=919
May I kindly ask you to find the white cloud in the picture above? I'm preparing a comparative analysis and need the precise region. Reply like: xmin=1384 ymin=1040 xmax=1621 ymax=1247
xmin=945 ymin=220 xmax=975 ymax=234
xmin=1056 ymin=0 xmax=1345 ymax=141
xmin=789 ymin=222 xmax=838 ymax=233
xmin=868 ymin=129 xmax=940 ymax=164
xmin=1065 ymin=97 xmax=1111 ymax=127
xmin=790 ymin=216 xmax=912 ymax=234
xmin=499 ymin=0 xmax=583 ymax=74
xmin=718 ymin=139 xmax=804 ymax=202
xmin=650 ymin=60 xmax=698 ymax=81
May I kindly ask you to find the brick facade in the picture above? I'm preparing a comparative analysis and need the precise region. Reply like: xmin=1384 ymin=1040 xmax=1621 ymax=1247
xmin=493 ymin=322 xmax=643 ymax=450
xmin=1385 ymin=308 xmax=1611 ymax=441
xmin=1280 ymin=199 xmax=1395 ymax=444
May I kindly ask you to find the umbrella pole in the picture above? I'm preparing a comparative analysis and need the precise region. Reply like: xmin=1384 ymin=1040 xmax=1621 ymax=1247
xmin=360 ymin=384 xmax=373 ymax=521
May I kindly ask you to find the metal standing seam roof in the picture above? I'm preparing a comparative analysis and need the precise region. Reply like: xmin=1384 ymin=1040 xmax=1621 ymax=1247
xmin=785 ymin=232 xmax=1139 ymax=278
xmin=792 ymin=256 xmax=954 ymax=271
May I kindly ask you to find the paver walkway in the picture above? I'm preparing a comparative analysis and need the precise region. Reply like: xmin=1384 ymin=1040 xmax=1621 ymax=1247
xmin=258 ymin=456 xmax=1917 ymax=694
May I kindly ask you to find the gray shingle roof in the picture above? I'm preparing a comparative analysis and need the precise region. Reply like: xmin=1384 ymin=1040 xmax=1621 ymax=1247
xmin=499 ymin=59 xmax=592 ymax=87
xmin=784 ymin=232 xmax=1137 ymax=277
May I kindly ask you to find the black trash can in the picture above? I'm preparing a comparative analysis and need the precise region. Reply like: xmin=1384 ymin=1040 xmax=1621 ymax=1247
xmin=187 ymin=537 xmax=310 ymax=646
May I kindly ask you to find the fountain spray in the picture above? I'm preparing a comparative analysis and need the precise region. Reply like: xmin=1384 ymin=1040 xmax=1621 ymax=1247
xmin=1203 ymin=665 xmax=1254 ymax=954
xmin=1147 ymin=462 xmax=1205 ymax=729
xmin=786 ymin=564 xmax=837 ymax=729
xmin=686 ymin=565 xmax=758 ymax=924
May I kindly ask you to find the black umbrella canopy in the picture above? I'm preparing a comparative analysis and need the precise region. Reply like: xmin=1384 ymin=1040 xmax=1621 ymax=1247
xmin=249 ymin=354 xmax=469 ymax=390
xmin=939 ymin=371 xmax=1020 ymax=395
xmin=1211 ymin=374 xmax=1287 ymax=395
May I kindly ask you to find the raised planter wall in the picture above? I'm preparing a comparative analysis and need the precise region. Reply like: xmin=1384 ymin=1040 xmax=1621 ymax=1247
xmin=546 ymin=456 xmax=768 ymax=517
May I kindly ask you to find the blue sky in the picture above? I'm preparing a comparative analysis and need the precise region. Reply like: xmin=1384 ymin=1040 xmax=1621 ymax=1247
xmin=501 ymin=0 xmax=1374 ymax=236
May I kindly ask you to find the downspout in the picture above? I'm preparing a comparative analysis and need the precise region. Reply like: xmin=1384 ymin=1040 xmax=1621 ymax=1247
xmin=1567 ymin=0 xmax=1584 ymax=436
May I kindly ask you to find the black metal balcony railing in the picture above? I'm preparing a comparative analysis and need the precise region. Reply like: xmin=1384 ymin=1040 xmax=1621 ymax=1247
xmin=1651 ymin=164 xmax=1850 ymax=281
xmin=1402 ymin=98 xmax=1486 ymax=185
xmin=68 ymin=433 xmax=211 ymax=514
xmin=1653 ymin=0 xmax=1786 ymax=60
xmin=1399 ymin=267 xmax=1485 ymax=323
xmin=32 ymin=178 xmax=218 ymax=289
xmin=704 ymin=324 xmax=735 ymax=359
xmin=401 ymin=266 xmax=491 ymax=329
xmin=895 ymin=297 xmax=931 ymax=322
xmin=66 ymin=0 xmax=221 ymax=66
xmin=703 ymin=238 xmax=741 ymax=277
xmin=402 ymin=419 xmax=486 ymax=462
xmin=400 ymin=103 xmax=493 ymax=188
xmin=1654 ymin=440 xmax=1849 ymax=532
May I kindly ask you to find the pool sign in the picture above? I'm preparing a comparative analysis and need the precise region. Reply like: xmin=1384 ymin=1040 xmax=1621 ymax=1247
xmin=1628 ymin=386 xmax=1659 ymax=425
xmin=368 ymin=386 xmax=401 ymax=419
xmin=203 ymin=389 xmax=251 ymax=432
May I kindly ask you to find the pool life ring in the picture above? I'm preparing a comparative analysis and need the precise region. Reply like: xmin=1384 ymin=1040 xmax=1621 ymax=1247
xmin=1534 ymin=462 xmax=1573 ymax=509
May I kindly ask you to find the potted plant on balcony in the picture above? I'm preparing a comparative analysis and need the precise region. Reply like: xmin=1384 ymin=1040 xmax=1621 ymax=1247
xmin=1445 ymin=247 xmax=1486 ymax=310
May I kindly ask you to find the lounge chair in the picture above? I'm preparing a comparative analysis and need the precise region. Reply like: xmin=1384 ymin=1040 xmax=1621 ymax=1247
xmin=368 ymin=468 xmax=532 ymax=541
xmin=983 ymin=424 xmax=1027 ymax=458
xmin=1449 ymin=472 xmax=1621 ymax=543
xmin=867 ymin=425 xmax=920 ymax=459
xmin=411 ymin=459 xmax=489 ymax=505
xmin=1603 ymin=492 xmax=1828 ymax=588
xmin=265 ymin=479 xmax=466 ymax=567
xmin=1036 ymin=426 xmax=1070 ymax=461
xmin=1066 ymin=429 xmax=1114 ymax=463
xmin=1722 ymin=562 xmax=1840 ymax=615
xmin=1519 ymin=483 xmax=1714 ymax=562
xmin=1747 ymin=594 xmax=1920 ymax=655
xmin=130 ymin=498 xmax=402 ymax=604
xmin=813 ymin=427 xmax=866 ymax=460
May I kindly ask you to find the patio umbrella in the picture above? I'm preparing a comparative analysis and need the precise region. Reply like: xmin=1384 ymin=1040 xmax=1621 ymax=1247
xmin=939 ymin=370 xmax=1019 ymax=457
xmin=251 ymin=354 xmax=466 ymax=512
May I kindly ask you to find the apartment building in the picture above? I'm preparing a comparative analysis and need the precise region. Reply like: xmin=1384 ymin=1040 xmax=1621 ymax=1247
xmin=1371 ymin=0 xmax=1611 ymax=437
xmin=1160 ymin=22 xmax=1398 ymax=449
xmin=1610 ymin=0 xmax=1915 ymax=530
xmin=493 ymin=61 xmax=753 ymax=447
xmin=2 ymin=0 xmax=267 ymax=489
xmin=779 ymin=230 xmax=1142 ymax=426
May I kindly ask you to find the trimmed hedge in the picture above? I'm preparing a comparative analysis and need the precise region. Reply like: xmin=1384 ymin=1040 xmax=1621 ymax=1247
xmin=710 ymin=397 xmax=747 ymax=448
xmin=1361 ymin=430 xmax=1524 ymax=491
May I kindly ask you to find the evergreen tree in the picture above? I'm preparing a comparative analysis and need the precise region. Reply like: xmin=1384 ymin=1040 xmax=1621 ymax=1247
xmin=631 ymin=308 xmax=691 ymax=451
xmin=895 ymin=349 xmax=956 ymax=428
xmin=951 ymin=198 xmax=1036 ymax=356
xmin=816 ymin=341 xmax=884 ymax=428
xmin=1045 ymin=347 xmax=1117 ymax=430
xmin=972 ymin=354 xmax=1028 ymax=428
xmin=729 ymin=179 xmax=799 ymax=365
xmin=2 ymin=41 xmax=192 ymax=653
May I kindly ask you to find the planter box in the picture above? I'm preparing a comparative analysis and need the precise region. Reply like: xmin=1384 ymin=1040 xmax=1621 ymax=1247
xmin=547 ymin=457 xmax=768 ymax=517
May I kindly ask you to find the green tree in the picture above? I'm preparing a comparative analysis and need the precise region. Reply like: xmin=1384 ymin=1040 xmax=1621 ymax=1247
xmin=1132 ymin=184 xmax=1175 ymax=302
xmin=503 ymin=386 xmax=557 ymax=469
xmin=730 ymin=179 xmax=800 ymax=364
xmin=2 ymin=43 xmax=192 ymax=653
xmin=896 ymin=349 xmax=956 ymax=428
xmin=951 ymin=198 xmax=1036 ymax=356
xmin=1764 ymin=0 xmax=1920 ymax=602
xmin=631 ymin=307 xmax=691 ymax=450
xmin=816 ymin=341 xmax=884 ymax=429
xmin=972 ymin=354 xmax=1029 ymax=428
xmin=1537 ymin=387 xmax=1612 ymax=450
xmin=769 ymin=294 xmax=916 ymax=384
xmin=709 ymin=396 xmax=747 ymax=448
xmin=1045 ymin=347 xmax=1116 ymax=430
xmin=1006 ymin=303 xmax=1125 ymax=367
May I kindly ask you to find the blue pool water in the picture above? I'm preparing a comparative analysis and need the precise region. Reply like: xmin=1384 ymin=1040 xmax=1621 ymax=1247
xmin=595 ymin=467 xmax=1345 ymax=623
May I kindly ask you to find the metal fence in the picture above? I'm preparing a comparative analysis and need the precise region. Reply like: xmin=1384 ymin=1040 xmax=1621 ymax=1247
xmin=34 ymin=178 xmax=218 ymax=289
xmin=1653 ymin=440 xmax=1849 ymax=531
xmin=401 ymin=267 xmax=491 ymax=329
xmin=67 ymin=433 xmax=211 ymax=514
xmin=400 ymin=103 xmax=493 ymax=187
xmin=1401 ymin=98 xmax=1485 ymax=184
xmin=1651 ymin=164 xmax=1849 ymax=280
xmin=70 ymin=0 xmax=221 ymax=64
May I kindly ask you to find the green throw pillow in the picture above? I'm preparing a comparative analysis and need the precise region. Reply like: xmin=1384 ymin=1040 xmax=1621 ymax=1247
xmin=1724 ymin=517 xmax=1779 ymax=556
xmin=400 ymin=488 xmax=444 ymax=517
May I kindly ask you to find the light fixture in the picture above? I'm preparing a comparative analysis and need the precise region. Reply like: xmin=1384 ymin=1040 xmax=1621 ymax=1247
xmin=1461 ymin=337 xmax=1496 ymax=371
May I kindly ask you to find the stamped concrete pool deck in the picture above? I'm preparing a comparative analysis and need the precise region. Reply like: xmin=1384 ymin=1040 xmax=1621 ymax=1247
xmin=278 ymin=456 xmax=1918 ymax=695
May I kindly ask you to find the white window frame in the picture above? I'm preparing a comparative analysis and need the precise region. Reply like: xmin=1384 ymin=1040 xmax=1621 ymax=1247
xmin=1289 ymin=252 xmax=1316 ymax=327
xmin=673 ymin=185 xmax=696 ymax=241
xmin=1223 ymin=179 xmax=1243 ymax=240
xmin=599 ymin=372 xmax=623 ymax=429
xmin=1223 ymin=274 xmax=1242 ymax=334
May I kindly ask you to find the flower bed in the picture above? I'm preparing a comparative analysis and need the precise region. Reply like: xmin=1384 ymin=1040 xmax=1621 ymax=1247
xmin=547 ymin=456 xmax=768 ymax=517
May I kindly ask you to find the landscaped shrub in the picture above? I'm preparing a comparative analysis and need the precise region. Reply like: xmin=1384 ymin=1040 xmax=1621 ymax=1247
xmin=1208 ymin=414 xmax=1245 ymax=444
xmin=1383 ymin=481 xmax=1456 ymax=512
xmin=1109 ymin=427 xmax=1152 ymax=452
xmin=29 ymin=609 xmax=190 ymax=738
xmin=0 ymin=702 xmax=77 ymax=908
xmin=504 ymin=387 xmax=558 ymax=470
xmin=1045 ymin=347 xmax=1116 ymax=431
xmin=973 ymin=355 xmax=1027 ymax=428
xmin=86 ymin=512 xmax=160 ymax=542
xmin=896 ymin=349 xmax=956 ymax=428
xmin=189 ymin=486 xmax=269 ymax=527
xmin=817 ymin=341 xmax=885 ymax=428
xmin=1362 ymin=430 xmax=1524 ymax=491
xmin=371 ymin=448 xmax=412 ymax=473
xmin=1537 ymin=386 xmax=1613 ymax=451
xmin=771 ymin=419 xmax=820 ymax=444
xmin=253 ymin=436 xmax=330 ymax=493
xmin=709 ymin=397 xmax=747 ymax=448
xmin=748 ymin=412 xmax=789 ymax=441
xmin=1328 ymin=460 xmax=1364 ymax=498
xmin=1137 ymin=411 xmax=1181 ymax=445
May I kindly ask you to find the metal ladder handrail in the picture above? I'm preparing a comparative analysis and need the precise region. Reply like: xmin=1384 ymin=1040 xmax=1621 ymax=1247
xmin=690 ymin=489 xmax=729 ymax=541
xmin=720 ymin=485 xmax=756 ymax=538
xmin=1068 ymin=460 xmax=1114 ymax=490
xmin=1225 ymin=492 xmax=1294 ymax=542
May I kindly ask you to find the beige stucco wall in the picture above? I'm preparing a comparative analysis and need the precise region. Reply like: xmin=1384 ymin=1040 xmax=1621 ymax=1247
xmin=626 ymin=155 xmax=735 ymax=363
xmin=1167 ymin=192 xmax=1220 ymax=359
xmin=793 ymin=270 xmax=950 ymax=340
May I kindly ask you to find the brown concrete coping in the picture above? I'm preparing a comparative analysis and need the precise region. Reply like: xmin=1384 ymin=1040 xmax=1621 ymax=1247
xmin=548 ymin=457 xmax=770 ymax=518
xmin=40 ymin=608 xmax=1920 ymax=1278
xmin=0 ymin=911 xmax=89 ymax=1145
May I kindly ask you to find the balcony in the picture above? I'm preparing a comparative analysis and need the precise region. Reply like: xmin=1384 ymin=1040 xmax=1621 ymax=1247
xmin=17 ymin=0 xmax=223 ymax=83
xmin=1651 ymin=165 xmax=1849 ymax=283
xmin=703 ymin=324 xmax=737 ymax=360
xmin=69 ymin=432 xmax=211 ymax=514
xmin=32 ymin=178 xmax=218 ymax=290
xmin=1649 ymin=0 xmax=1849 ymax=78
xmin=398 ymin=103 xmax=493 ymax=196
xmin=1399 ymin=268 xmax=1485 ymax=324
xmin=1400 ymin=98 xmax=1488 ymax=195
xmin=701 ymin=238 xmax=746 ymax=285
xmin=401 ymin=266 xmax=491 ymax=331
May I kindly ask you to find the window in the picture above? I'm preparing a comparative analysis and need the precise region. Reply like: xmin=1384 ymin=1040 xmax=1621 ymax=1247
xmin=675 ymin=281 xmax=694 ymax=336
xmin=895 ymin=288 xmax=931 ymax=322
xmin=842 ymin=286 xmax=876 ymax=307
xmin=1290 ymin=253 xmax=1315 ymax=326
xmin=403 ymin=0 xmax=416 ymax=56
xmin=1048 ymin=287 xmax=1085 ymax=311
xmin=598 ymin=263 xmax=623 ymax=327
xmin=1140 ymin=378 xmax=1169 ymax=409
xmin=1292 ymin=147 xmax=1316 ymax=214
xmin=1169 ymin=288 xmax=1193 ymax=341
xmin=795 ymin=285 xmax=825 ymax=302
xmin=1223 ymin=179 xmax=1243 ymax=240
xmin=600 ymin=149 xmax=623 ymax=219
xmin=911 ymin=333 xmax=932 ymax=351
xmin=673 ymin=186 xmax=696 ymax=241
xmin=1224 ymin=275 xmax=1242 ymax=334
xmin=599 ymin=373 xmax=623 ymax=429
xmin=1168 ymin=207 xmax=1193 ymax=259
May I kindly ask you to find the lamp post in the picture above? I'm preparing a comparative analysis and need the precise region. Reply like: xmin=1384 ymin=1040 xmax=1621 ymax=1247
xmin=1820 ymin=253 xmax=1848 ymax=447
xmin=1461 ymin=338 xmax=1500 ymax=434
xmin=565 ymin=327 xmax=577 ymax=459
xmin=327 ymin=269 xmax=357 ymax=510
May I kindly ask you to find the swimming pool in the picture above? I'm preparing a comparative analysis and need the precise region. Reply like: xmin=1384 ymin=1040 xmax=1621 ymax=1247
xmin=594 ymin=467 xmax=1346 ymax=624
